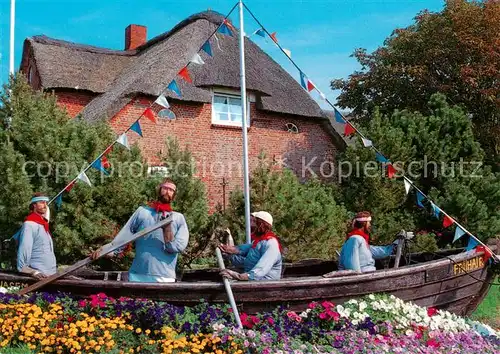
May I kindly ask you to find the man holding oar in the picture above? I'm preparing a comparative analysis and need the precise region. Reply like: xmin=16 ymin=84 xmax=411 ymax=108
xmin=90 ymin=178 xmax=189 ymax=282
xmin=16 ymin=193 xmax=57 ymax=279
xmin=219 ymin=211 xmax=282 ymax=281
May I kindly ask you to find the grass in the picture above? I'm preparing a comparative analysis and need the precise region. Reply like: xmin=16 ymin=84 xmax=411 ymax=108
xmin=471 ymin=280 xmax=500 ymax=329
xmin=0 ymin=344 xmax=33 ymax=354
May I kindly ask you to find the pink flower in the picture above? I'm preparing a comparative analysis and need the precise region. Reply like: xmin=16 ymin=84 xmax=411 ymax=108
xmin=250 ymin=315 xmax=260 ymax=325
xmin=319 ymin=312 xmax=328 ymax=320
xmin=308 ymin=302 xmax=318 ymax=309
xmin=96 ymin=292 xmax=107 ymax=299
xmin=427 ymin=307 xmax=438 ymax=317
xmin=321 ymin=301 xmax=334 ymax=309
xmin=78 ymin=300 xmax=87 ymax=307
xmin=267 ymin=317 xmax=275 ymax=325
xmin=327 ymin=310 xmax=340 ymax=321
xmin=287 ymin=311 xmax=298 ymax=319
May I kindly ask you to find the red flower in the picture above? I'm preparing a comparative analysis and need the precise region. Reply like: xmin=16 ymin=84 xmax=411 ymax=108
xmin=321 ymin=301 xmax=334 ymax=309
xmin=78 ymin=300 xmax=87 ymax=307
xmin=267 ymin=317 xmax=275 ymax=325
xmin=319 ymin=312 xmax=328 ymax=320
xmin=308 ymin=302 xmax=318 ymax=309
xmin=426 ymin=339 xmax=440 ymax=348
xmin=427 ymin=307 xmax=438 ymax=317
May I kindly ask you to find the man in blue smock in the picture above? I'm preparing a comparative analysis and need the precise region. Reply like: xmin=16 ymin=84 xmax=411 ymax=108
xmin=339 ymin=211 xmax=398 ymax=273
xmin=16 ymin=193 xmax=57 ymax=279
xmin=90 ymin=179 xmax=189 ymax=282
xmin=219 ymin=211 xmax=282 ymax=281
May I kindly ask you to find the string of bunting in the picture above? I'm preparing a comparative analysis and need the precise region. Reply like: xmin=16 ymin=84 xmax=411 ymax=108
xmin=242 ymin=2 xmax=496 ymax=263
xmin=48 ymin=2 xmax=240 ymax=210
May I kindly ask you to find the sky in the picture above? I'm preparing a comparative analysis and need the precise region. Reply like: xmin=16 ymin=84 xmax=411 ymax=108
xmin=0 ymin=0 xmax=445 ymax=107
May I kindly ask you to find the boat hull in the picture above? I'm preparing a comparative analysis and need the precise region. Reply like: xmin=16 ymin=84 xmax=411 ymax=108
xmin=0 ymin=248 xmax=494 ymax=315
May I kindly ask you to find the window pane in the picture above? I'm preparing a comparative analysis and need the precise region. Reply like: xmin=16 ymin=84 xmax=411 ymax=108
xmin=217 ymin=112 xmax=229 ymax=121
xmin=213 ymin=96 xmax=229 ymax=114
xmin=230 ymin=113 xmax=242 ymax=122
xmin=228 ymin=97 xmax=242 ymax=114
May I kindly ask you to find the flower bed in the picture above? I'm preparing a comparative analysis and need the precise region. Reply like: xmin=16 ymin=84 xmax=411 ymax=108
xmin=0 ymin=290 xmax=498 ymax=353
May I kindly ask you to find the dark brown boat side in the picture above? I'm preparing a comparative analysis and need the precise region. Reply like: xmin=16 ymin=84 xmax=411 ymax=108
xmin=0 ymin=246 xmax=495 ymax=315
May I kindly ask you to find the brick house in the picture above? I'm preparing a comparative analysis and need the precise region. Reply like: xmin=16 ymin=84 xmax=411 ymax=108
xmin=20 ymin=11 xmax=347 ymax=209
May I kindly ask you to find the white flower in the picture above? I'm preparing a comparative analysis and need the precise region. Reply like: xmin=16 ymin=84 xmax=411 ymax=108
xmin=0 ymin=287 xmax=7 ymax=294
xmin=347 ymin=299 xmax=358 ymax=305
xmin=359 ymin=301 xmax=368 ymax=312
xmin=368 ymin=294 xmax=375 ymax=300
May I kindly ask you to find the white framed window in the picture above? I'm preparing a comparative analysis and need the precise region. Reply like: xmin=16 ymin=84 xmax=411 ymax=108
xmin=212 ymin=92 xmax=250 ymax=127
xmin=28 ymin=66 xmax=34 ymax=84
xmin=147 ymin=166 xmax=169 ymax=177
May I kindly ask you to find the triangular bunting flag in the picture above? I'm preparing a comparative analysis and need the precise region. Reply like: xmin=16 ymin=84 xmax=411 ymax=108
xmin=270 ymin=32 xmax=278 ymax=43
xmin=319 ymin=91 xmax=326 ymax=101
xmin=101 ymin=156 xmax=111 ymax=169
xmin=116 ymin=134 xmax=130 ymax=150
xmin=167 ymin=80 xmax=182 ymax=97
xmin=376 ymin=152 xmax=388 ymax=163
xmin=143 ymin=108 xmax=157 ymax=124
xmin=77 ymin=171 xmax=92 ymax=186
xmin=404 ymin=178 xmax=412 ymax=195
xmin=130 ymin=121 xmax=143 ymax=137
xmin=453 ymin=226 xmax=466 ymax=243
xmin=362 ymin=138 xmax=373 ymax=147
xmin=283 ymin=48 xmax=291 ymax=57
xmin=334 ymin=109 xmax=345 ymax=124
xmin=91 ymin=159 xmax=110 ymax=176
xmin=223 ymin=19 xmax=236 ymax=33
xmin=255 ymin=28 xmax=265 ymax=37
xmin=218 ymin=23 xmax=233 ymax=36
xmin=201 ymin=41 xmax=213 ymax=57
xmin=466 ymin=236 xmax=479 ymax=251
xmin=344 ymin=123 xmax=355 ymax=136
xmin=55 ymin=194 xmax=63 ymax=209
xmin=178 ymin=66 xmax=192 ymax=83
xmin=431 ymin=202 xmax=440 ymax=218
xmin=155 ymin=94 xmax=170 ymax=108
xmin=190 ymin=53 xmax=205 ymax=65
xmin=65 ymin=181 xmax=75 ymax=192
xmin=387 ymin=164 xmax=396 ymax=178
xmin=443 ymin=215 xmax=454 ymax=228
xmin=475 ymin=245 xmax=493 ymax=264
xmin=299 ymin=71 xmax=307 ymax=90
xmin=416 ymin=192 xmax=425 ymax=208
xmin=306 ymin=79 xmax=315 ymax=92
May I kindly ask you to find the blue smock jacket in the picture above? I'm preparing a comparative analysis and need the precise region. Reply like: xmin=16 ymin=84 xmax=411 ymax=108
xmin=229 ymin=238 xmax=282 ymax=280
xmin=338 ymin=235 xmax=394 ymax=272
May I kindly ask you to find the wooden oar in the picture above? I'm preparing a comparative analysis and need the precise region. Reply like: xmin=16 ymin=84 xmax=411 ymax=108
xmin=215 ymin=248 xmax=243 ymax=328
xmin=18 ymin=215 xmax=173 ymax=295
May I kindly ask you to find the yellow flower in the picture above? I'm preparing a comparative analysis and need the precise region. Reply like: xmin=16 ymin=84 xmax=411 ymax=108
xmin=135 ymin=328 xmax=142 ymax=334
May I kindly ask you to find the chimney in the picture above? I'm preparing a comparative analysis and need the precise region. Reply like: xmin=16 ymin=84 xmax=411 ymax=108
xmin=125 ymin=24 xmax=147 ymax=50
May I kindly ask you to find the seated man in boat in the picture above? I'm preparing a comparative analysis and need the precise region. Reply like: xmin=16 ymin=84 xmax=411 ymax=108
xmin=338 ymin=211 xmax=397 ymax=273
xmin=16 ymin=193 xmax=57 ymax=279
xmin=90 ymin=179 xmax=189 ymax=282
xmin=218 ymin=211 xmax=282 ymax=281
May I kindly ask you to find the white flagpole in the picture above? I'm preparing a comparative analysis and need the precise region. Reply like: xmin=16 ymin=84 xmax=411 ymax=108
xmin=9 ymin=0 xmax=16 ymax=75
xmin=238 ymin=0 xmax=252 ymax=244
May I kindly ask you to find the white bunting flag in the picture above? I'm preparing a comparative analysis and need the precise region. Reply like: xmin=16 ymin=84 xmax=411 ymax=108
xmin=453 ymin=226 xmax=466 ymax=243
xmin=283 ymin=48 xmax=292 ymax=58
xmin=190 ymin=53 xmax=205 ymax=65
xmin=155 ymin=94 xmax=170 ymax=109
xmin=78 ymin=171 xmax=92 ymax=186
xmin=319 ymin=91 xmax=326 ymax=101
xmin=362 ymin=138 xmax=373 ymax=147
xmin=116 ymin=133 xmax=130 ymax=150
xmin=404 ymin=178 xmax=412 ymax=195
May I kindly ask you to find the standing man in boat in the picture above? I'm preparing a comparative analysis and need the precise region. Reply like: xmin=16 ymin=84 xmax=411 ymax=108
xmin=16 ymin=193 xmax=57 ymax=279
xmin=219 ymin=211 xmax=282 ymax=281
xmin=90 ymin=178 xmax=189 ymax=282
xmin=338 ymin=211 xmax=396 ymax=273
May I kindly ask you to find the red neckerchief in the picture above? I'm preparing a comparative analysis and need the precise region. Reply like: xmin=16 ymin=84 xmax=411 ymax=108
xmin=148 ymin=201 xmax=173 ymax=213
xmin=25 ymin=212 xmax=51 ymax=237
xmin=347 ymin=228 xmax=370 ymax=246
xmin=252 ymin=231 xmax=283 ymax=253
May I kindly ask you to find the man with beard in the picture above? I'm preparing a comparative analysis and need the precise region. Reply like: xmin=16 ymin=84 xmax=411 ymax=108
xmin=218 ymin=211 xmax=282 ymax=281
xmin=90 ymin=179 xmax=189 ymax=282
xmin=338 ymin=211 xmax=397 ymax=273
xmin=16 ymin=193 xmax=57 ymax=279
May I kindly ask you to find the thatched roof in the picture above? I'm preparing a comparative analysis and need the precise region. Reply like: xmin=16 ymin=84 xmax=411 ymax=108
xmin=25 ymin=10 xmax=329 ymax=123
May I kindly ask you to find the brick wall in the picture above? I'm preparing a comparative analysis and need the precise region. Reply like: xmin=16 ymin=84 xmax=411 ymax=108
xmin=55 ymin=91 xmax=95 ymax=117
xmin=108 ymin=96 xmax=339 ymax=210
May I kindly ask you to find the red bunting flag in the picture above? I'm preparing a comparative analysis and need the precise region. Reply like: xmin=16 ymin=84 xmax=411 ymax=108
xmin=101 ymin=156 xmax=111 ymax=169
xmin=270 ymin=32 xmax=278 ymax=43
xmin=178 ymin=66 xmax=192 ymax=83
xmin=387 ymin=164 xmax=396 ymax=178
xmin=307 ymin=80 xmax=315 ymax=92
xmin=344 ymin=123 xmax=356 ymax=136
xmin=64 ymin=181 xmax=75 ymax=192
xmin=475 ymin=245 xmax=493 ymax=263
xmin=143 ymin=108 xmax=157 ymax=123
xmin=223 ymin=19 xmax=236 ymax=33
xmin=443 ymin=215 xmax=454 ymax=228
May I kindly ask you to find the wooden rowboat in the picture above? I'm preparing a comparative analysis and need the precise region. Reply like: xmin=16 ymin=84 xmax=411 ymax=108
xmin=0 ymin=244 xmax=496 ymax=315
